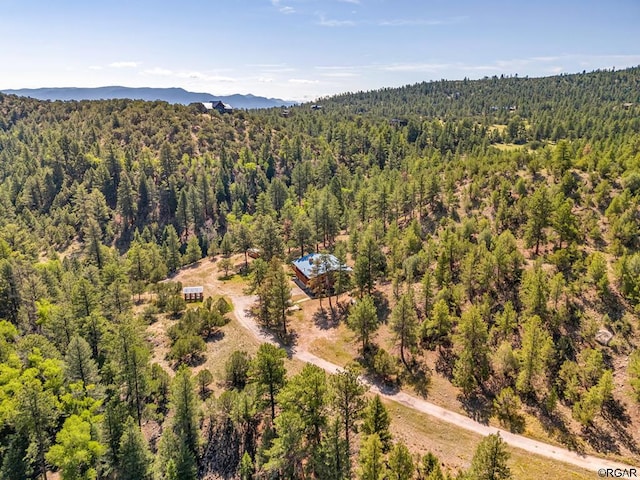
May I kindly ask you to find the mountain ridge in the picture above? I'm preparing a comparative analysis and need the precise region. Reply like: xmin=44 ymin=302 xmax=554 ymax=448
xmin=0 ymin=86 xmax=296 ymax=109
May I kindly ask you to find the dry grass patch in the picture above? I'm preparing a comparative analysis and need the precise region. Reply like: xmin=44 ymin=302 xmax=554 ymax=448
xmin=384 ymin=400 xmax=593 ymax=480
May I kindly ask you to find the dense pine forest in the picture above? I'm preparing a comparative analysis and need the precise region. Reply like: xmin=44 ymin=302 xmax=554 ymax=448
xmin=1 ymin=67 xmax=640 ymax=479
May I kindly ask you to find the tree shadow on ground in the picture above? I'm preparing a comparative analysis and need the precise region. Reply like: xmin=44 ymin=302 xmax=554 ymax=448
xmin=313 ymin=307 xmax=340 ymax=330
xmin=400 ymin=359 xmax=431 ymax=398
xmin=459 ymin=393 xmax=492 ymax=425
xmin=371 ymin=290 xmax=390 ymax=323
xmin=204 ymin=330 xmax=225 ymax=342
xmin=434 ymin=347 xmax=455 ymax=380
xmin=536 ymin=408 xmax=584 ymax=454
xmin=602 ymin=398 xmax=640 ymax=455
xmin=581 ymin=423 xmax=621 ymax=455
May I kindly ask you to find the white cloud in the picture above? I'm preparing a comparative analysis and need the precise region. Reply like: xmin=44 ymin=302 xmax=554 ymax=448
xmin=109 ymin=61 xmax=139 ymax=68
xmin=289 ymin=78 xmax=320 ymax=84
xmin=382 ymin=62 xmax=451 ymax=72
xmin=338 ymin=0 xmax=361 ymax=4
xmin=271 ymin=0 xmax=295 ymax=14
xmin=317 ymin=14 xmax=356 ymax=27
xmin=88 ymin=65 xmax=103 ymax=70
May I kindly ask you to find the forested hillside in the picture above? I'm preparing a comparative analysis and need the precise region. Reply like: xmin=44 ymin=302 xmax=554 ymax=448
xmin=1 ymin=67 xmax=640 ymax=479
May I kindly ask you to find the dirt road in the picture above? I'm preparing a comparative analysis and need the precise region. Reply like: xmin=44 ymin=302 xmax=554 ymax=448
xmin=171 ymin=262 xmax=635 ymax=474
xmin=224 ymin=288 xmax=637 ymax=474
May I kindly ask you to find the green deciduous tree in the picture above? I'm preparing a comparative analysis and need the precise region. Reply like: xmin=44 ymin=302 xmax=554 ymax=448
xmin=45 ymin=414 xmax=105 ymax=480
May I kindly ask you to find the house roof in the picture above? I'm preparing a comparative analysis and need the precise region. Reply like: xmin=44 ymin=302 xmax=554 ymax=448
xmin=292 ymin=253 xmax=351 ymax=279
xmin=203 ymin=101 xmax=233 ymax=110
xmin=182 ymin=286 xmax=204 ymax=294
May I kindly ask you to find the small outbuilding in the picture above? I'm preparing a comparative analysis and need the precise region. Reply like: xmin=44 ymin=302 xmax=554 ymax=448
xmin=183 ymin=286 xmax=204 ymax=302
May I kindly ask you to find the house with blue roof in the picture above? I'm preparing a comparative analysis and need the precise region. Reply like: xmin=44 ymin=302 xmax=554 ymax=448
xmin=291 ymin=253 xmax=351 ymax=288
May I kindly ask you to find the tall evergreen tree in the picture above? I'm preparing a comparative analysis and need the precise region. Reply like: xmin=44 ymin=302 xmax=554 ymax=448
xmin=453 ymin=305 xmax=490 ymax=396
xmin=251 ymin=343 xmax=287 ymax=422
xmin=361 ymin=395 xmax=392 ymax=452
xmin=117 ymin=416 xmax=152 ymax=480
xmin=357 ymin=434 xmax=385 ymax=480
xmin=329 ymin=365 xmax=367 ymax=472
xmin=64 ymin=335 xmax=100 ymax=389
xmin=468 ymin=433 xmax=511 ymax=480
xmin=390 ymin=292 xmax=419 ymax=370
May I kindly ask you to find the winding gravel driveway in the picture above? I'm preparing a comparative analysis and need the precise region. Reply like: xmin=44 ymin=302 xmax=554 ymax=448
xmin=221 ymin=286 xmax=636 ymax=474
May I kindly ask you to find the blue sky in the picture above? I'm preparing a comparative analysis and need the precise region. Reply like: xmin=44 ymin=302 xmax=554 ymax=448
xmin=1 ymin=0 xmax=639 ymax=101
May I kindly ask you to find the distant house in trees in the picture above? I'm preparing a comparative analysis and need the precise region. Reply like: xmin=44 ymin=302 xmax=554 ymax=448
xmin=291 ymin=253 xmax=351 ymax=288
xmin=247 ymin=248 xmax=261 ymax=259
xmin=202 ymin=101 xmax=233 ymax=114
xmin=389 ymin=118 xmax=408 ymax=127
xmin=183 ymin=286 xmax=204 ymax=302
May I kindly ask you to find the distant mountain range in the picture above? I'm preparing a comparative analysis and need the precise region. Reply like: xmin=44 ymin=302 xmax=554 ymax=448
xmin=0 ymin=86 xmax=295 ymax=109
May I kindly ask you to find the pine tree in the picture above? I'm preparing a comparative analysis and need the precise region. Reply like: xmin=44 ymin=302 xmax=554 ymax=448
xmin=176 ymin=188 xmax=192 ymax=239
xmin=171 ymin=366 xmax=199 ymax=457
xmin=116 ymin=171 xmax=136 ymax=231
xmin=278 ymin=363 xmax=327 ymax=446
xmin=354 ymin=232 xmax=386 ymax=295
xmin=515 ymin=316 xmax=553 ymax=396
xmin=251 ymin=343 xmax=287 ymax=422
xmin=163 ymin=225 xmax=182 ymax=273
xmin=357 ymin=434 xmax=385 ymax=480
xmin=266 ymin=258 xmax=292 ymax=336
xmin=346 ymin=295 xmax=379 ymax=353
xmin=233 ymin=221 xmax=254 ymax=270
xmin=292 ymin=212 xmax=314 ymax=257
xmin=361 ymin=395 xmax=392 ymax=452
xmin=630 ymin=349 xmax=640 ymax=403
xmin=468 ymin=433 xmax=511 ymax=480
xmin=524 ymin=186 xmax=551 ymax=256
xmin=64 ymin=335 xmax=100 ymax=389
xmin=453 ymin=305 xmax=490 ymax=396
xmin=390 ymin=292 xmax=419 ymax=370
xmin=239 ymin=451 xmax=254 ymax=480
xmin=329 ymin=365 xmax=367 ymax=472
xmin=387 ymin=442 xmax=414 ymax=480
xmin=118 ymin=416 xmax=152 ymax=480
xmin=184 ymin=235 xmax=202 ymax=264
xmin=263 ymin=411 xmax=306 ymax=479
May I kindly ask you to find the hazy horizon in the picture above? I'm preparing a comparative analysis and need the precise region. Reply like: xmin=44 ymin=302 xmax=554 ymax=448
xmin=1 ymin=0 xmax=639 ymax=101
